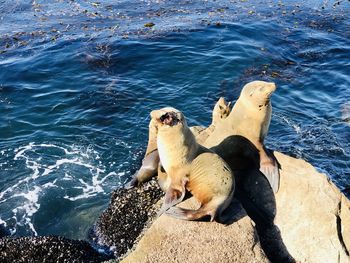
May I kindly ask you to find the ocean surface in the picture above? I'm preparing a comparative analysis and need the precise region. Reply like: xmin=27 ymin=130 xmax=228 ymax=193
xmin=0 ymin=0 xmax=349 ymax=240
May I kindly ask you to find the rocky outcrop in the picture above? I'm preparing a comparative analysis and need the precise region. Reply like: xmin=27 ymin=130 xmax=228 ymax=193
xmin=119 ymin=151 xmax=350 ymax=263
xmin=274 ymin=152 xmax=350 ymax=263
xmin=0 ymin=236 xmax=111 ymax=262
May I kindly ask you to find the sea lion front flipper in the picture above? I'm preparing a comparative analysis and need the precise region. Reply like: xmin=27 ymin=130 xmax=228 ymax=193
xmin=259 ymin=152 xmax=280 ymax=193
xmin=158 ymin=178 xmax=188 ymax=216
xmin=165 ymin=204 xmax=216 ymax=222
xmin=125 ymin=150 xmax=160 ymax=189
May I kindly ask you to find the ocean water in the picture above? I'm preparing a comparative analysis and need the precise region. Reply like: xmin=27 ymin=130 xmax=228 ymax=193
xmin=0 ymin=0 xmax=349 ymax=240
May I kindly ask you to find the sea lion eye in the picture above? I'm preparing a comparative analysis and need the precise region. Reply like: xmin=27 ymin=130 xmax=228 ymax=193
xmin=219 ymin=105 xmax=223 ymax=110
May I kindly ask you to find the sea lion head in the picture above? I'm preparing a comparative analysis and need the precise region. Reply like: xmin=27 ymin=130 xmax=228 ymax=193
xmin=150 ymin=107 xmax=187 ymax=129
xmin=241 ymin=81 xmax=276 ymax=107
xmin=212 ymin=97 xmax=231 ymax=123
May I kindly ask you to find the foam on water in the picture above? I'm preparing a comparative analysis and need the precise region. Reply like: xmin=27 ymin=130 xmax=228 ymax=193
xmin=0 ymin=142 xmax=123 ymax=236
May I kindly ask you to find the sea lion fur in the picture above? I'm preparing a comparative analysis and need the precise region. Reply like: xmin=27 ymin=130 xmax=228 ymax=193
xmin=128 ymin=97 xmax=231 ymax=188
xmin=203 ymin=81 xmax=280 ymax=192
xmin=153 ymin=107 xmax=235 ymax=221
xmin=194 ymin=97 xmax=231 ymax=145
xmin=126 ymin=118 xmax=159 ymax=188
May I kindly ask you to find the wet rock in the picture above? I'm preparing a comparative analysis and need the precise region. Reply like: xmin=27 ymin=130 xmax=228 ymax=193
xmin=0 ymin=236 xmax=110 ymax=262
xmin=91 ymin=178 xmax=163 ymax=258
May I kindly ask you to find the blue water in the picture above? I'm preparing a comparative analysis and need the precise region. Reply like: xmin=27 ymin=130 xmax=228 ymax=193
xmin=0 ymin=0 xmax=349 ymax=240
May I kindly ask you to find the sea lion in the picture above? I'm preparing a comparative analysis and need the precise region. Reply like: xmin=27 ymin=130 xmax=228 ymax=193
xmin=153 ymin=107 xmax=235 ymax=221
xmin=126 ymin=118 xmax=159 ymax=188
xmin=191 ymin=97 xmax=231 ymax=145
xmin=202 ymin=81 xmax=280 ymax=192
xmin=127 ymin=97 xmax=231 ymax=188
xmin=211 ymin=97 xmax=232 ymax=126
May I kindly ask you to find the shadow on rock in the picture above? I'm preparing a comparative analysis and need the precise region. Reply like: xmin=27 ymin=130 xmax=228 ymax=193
xmin=212 ymin=135 xmax=295 ymax=263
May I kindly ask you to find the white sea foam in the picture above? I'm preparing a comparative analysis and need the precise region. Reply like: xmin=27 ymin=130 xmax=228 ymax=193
xmin=278 ymin=115 xmax=302 ymax=134
xmin=63 ymin=168 xmax=115 ymax=201
xmin=1 ymin=142 xmax=120 ymax=235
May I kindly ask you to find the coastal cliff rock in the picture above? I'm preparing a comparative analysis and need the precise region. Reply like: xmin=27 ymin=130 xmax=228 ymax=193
xmin=274 ymin=152 xmax=350 ymax=263
xmin=121 ymin=198 xmax=268 ymax=263
xmin=119 ymin=152 xmax=350 ymax=263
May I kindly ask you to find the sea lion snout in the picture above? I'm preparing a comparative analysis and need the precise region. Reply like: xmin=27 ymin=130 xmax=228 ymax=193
xmin=263 ymin=82 xmax=276 ymax=97
xmin=256 ymin=82 xmax=276 ymax=96
xmin=159 ymin=111 xmax=181 ymax=126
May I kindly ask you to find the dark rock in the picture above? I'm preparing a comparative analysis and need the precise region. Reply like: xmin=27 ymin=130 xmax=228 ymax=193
xmin=91 ymin=177 xmax=163 ymax=258
xmin=0 ymin=236 xmax=110 ymax=262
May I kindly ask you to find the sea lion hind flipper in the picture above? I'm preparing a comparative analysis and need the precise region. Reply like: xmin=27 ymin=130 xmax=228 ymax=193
xmin=165 ymin=205 xmax=215 ymax=221
xmin=260 ymin=161 xmax=280 ymax=193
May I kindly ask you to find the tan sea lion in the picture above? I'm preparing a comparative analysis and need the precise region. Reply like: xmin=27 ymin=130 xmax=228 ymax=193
xmin=191 ymin=97 xmax=231 ymax=145
xmin=153 ymin=107 xmax=235 ymax=221
xmin=211 ymin=97 xmax=232 ymax=126
xmin=128 ymin=97 xmax=231 ymax=188
xmin=203 ymin=81 xmax=280 ymax=192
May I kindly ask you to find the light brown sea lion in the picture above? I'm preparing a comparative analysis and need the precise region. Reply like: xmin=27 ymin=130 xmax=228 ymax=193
xmin=152 ymin=107 xmax=235 ymax=221
xmin=212 ymin=97 xmax=232 ymax=126
xmin=128 ymin=97 xmax=231 ymax=188
xmin=191 ymin=97 xmax=231 ymax=145
xmin=203 ymin=81 xmax=280 ymax=192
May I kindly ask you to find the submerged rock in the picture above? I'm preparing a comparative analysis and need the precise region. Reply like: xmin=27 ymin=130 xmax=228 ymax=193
xmin=0 ymin=236 xmax=110 ymax=262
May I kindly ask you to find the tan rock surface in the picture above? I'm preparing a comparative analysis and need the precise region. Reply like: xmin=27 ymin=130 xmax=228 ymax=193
xmin=274 ymin=152 xmax=350 ymax=263
xmin=121 ymin=152 xmax=350 ymax=263
xmin=121 ymin=198 xmax=268 ymax=263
